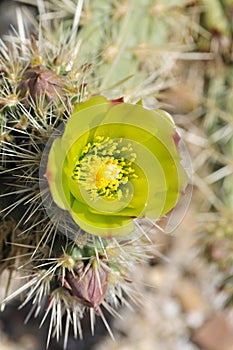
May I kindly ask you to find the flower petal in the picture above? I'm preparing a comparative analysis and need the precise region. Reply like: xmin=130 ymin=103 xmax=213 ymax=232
xmin=46 ymin=138 xmax=70 ymax=210
xmin=46 ymin=96 xmax=188 ymax=237
xmin=71 ymin=199 xmax=134 ymax=237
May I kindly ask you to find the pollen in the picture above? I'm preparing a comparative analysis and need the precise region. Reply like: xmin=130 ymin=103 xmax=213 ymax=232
xmin=98 ymin=163 xmax=121 ymax=181
xmin=72 ymin=136 xmax=137 ymax=200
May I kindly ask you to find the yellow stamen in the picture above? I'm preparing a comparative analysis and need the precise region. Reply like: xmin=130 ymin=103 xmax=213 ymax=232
xmin=72 ymin=136 xmax=137 ymax=200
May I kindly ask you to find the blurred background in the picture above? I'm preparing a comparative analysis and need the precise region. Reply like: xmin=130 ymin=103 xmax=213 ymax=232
xmin=0 ymin=0 xmax=233 ymax=349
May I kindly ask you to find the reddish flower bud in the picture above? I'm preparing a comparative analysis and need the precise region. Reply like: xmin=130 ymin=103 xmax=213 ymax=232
xmin=17 ymin=65 xmax=66 ymax=106
xmin=64 ymin=260 xmax=108 ymax=313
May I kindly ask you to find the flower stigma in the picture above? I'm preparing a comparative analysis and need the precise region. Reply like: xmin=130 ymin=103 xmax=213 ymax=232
xmin=72 ymin=136 xmax=137 ymax=201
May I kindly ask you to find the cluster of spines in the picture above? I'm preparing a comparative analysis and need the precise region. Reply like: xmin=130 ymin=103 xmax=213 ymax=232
xmin=196 ymin=0 xmax=233 ymax=304
xmin=0 ymin=2 xmax=155 ymax=347
xmin=1 ymin=0 xmax=233 ymax=347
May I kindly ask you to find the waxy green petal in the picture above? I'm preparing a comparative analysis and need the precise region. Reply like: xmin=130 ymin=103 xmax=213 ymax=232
xmin=46 ymin=96 xmax=188 ymax=237
xmin=71 ymin=199 xmax=134 ymax=237
xmin=46 ymin=138 xmax=69 ymax=210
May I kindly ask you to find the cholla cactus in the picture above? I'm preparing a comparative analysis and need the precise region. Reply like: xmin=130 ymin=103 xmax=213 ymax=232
xmin=0 ymin=1 xmax=192 ymax=348
xmin=186 ymin=0 xmax=233 ymax=304
xmin=54 ymin=0 xmax=233 ymax=311
xmin=41 ymin=0 xmax=202 ymax=102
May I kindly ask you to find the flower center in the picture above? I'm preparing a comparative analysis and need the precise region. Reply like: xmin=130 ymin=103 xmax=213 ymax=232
xmin=72 ymin=136 xmax=137 ymax=200
xmin=98 ymin=163 xmax=121 ymax=181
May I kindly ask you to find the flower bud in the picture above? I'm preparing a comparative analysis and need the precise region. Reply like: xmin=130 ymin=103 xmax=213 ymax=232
xmin=17 ymin=65 xmax=66 ymax=106
xmin=64 ymin=260 xmax=108 ymax=313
